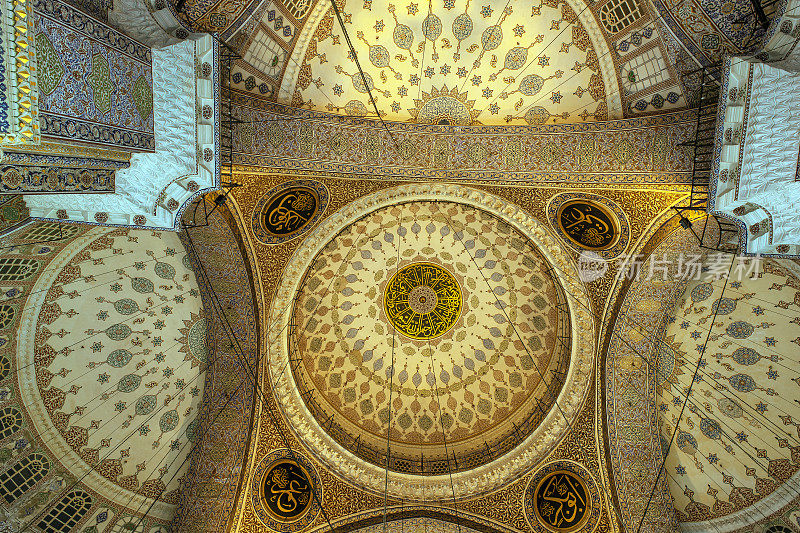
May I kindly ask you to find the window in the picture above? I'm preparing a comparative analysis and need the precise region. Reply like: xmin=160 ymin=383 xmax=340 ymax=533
xmin=0 ymin=258 xmax=39 ymax=282
xmin=621 ymin=47 xmax=668 ymax=94
xmin=0 ymin=355 xmax=9 ymax=381
xmin=21 ymin=222 xmax=78 ymax=242
xmin=0 ymin=408 xmax=22 ymax=440
xmin=0 ymin=305 xmax=15 ymax=330
xmin=285 ymin=0 xmax=310 ymax=19
xmin=0 ymin=453 xmax=49 ymax=503
xmin=38 ymin=490 xmax=93 ymax=532
xmin=600 ymin=0 xmax=643 ymax=34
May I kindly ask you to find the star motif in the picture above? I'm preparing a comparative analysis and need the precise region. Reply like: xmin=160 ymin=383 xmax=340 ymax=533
xmin=374 ymin=20 xmax=385 ymax=32
xmin=550 ymin=20 xmax=560 ymax=30
xmin=513 ymin=24 xmax=525 ymax=37
xmin=538 ymin=55 xmax=550 ymax=67
xmin=550 ymin=91 xmax=562 ymax=103
xmin=489 ymin=103 xmax=499 ymax=114
xmin=424 ymin=66 xmax=435 ymax=78
xmin=471 ymin=75 xmax=481 ymax=86
xmin=531 ymin=5 xmax=541 ymax=15
xmin=333 ymin=84 xmax=344 ymax=96
xmin=407 ymin=2 xmax=418 ymax=15
xmin=440 ymin=64 xmax=451 ymax=74
xmin=332 ymin=35 xmax=341 ymax=45
xmin=481 ymin=5 xmax=493 ymax=17
xmin=482 ymin=87 xmax=493 ymax=98
xmin=457 ymin=67 xmax=467 ymax=77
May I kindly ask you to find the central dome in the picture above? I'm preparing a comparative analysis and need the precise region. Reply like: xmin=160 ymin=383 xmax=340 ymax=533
xmin=289 ymin=200 xmax=570 ymax=474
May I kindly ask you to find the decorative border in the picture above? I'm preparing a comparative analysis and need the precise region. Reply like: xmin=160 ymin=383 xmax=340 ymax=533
xmin=250 ymin=448 xmax=322 ymax=532
xmin=250 ymin=179 xmax=329 ymax=244
xmin=523 ymin=460 xmax=601 ymax=533
xmin=546 ymin=192 xmax=630 ymax=260
xmin=266 ymin=182 xmax=595 ymax=500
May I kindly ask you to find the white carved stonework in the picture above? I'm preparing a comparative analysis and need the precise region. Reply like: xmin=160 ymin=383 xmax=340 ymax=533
xmin=24 ymin=35 xmax=219 ymax=230
xmin=759 ymin=0 xmax=800 ymax=72
xmin=710 ymin=56 xmax=800 ymax=256
xmin=108 ymin=0 xmax=187 ymax=49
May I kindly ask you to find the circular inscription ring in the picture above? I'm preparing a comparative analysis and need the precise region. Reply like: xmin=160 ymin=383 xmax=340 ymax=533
xmin=251 ymin=449 xmax=322 ymax=531
xmin=384 ymin=262 xmax=463 ymax=340
xmin=251 ymin=180 xmax=329 ymax=245
xmin=547 ymin=192 xmax=630 ymax=260
xmin=524 ymin=460 xmax=601 ymax=533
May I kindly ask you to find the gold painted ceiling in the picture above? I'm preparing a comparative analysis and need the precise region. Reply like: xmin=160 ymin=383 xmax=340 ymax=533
xmin=290 ymin=200 xmax=570 ymax=473
xmin=281 ymin=0 xmax=618 ymax=124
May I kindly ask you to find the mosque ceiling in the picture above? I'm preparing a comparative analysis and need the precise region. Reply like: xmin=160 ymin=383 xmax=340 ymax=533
xmin=279 ymin=0 xmax=618 ymax=125
xmin=177 ymin=0 xmax=769 ymax=127
xmin=289 ymin=200 xmax=570 ymax=473
xmin=1 ymin=222 xmax=207 ymax=531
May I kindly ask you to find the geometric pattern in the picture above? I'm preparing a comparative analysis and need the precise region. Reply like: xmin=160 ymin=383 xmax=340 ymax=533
xmin=281 ymin=0 xmax=613 ymax=125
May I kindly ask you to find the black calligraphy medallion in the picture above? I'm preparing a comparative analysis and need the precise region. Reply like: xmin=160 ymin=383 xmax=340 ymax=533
xmin=263 ymin=187 xmax=319 ymax=236
xmin=252 ymin=181 xmax=329 ymax=245
xmin=533 ymin=470 xmax=591 ymax=532
xmin=261 ymin=459 xmax=314 ymax=523
xmin=556 ymin=200 xmax=618 ymax=250
xmin=384 ymin=262 xmax=462 ymax=340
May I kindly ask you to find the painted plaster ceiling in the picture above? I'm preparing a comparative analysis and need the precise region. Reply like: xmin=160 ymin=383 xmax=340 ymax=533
xmin=280 ymin=0 xmax=617 ymax=125
xmin=290 ymin=200 xmax=569 ymax=473
xmin=657 ymin=258 xmax=800 ymax=521
xmin=7 ymin=224 xmax=206 ymax=525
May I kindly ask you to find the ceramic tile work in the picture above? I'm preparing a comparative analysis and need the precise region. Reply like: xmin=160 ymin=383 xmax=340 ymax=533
xmin=232 ymin=99 xmax=696 ymax=184
xmin=649 ymin=0 xmax=768 ymax=66
xmin=34 ymin=0 xmax=155 ymax=151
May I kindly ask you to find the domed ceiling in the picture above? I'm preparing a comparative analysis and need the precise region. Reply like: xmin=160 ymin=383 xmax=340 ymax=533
xmin=290 ymin=200 xmax=570 ymax=473
xmin=280 ymin=0 xmax=618 ymax=124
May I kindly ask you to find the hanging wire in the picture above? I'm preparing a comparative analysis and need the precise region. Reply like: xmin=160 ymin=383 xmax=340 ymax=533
xmin=634 ymin=255 xmax=735 ymax=533
xmin=383 ymin=211 xmax=402 ymax=533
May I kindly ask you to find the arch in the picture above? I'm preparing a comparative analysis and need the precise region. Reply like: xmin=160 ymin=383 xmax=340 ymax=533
xmin=38 ymin=490 xmax=93 ymax=532
xmin=311 ymin=507 xmax=517 ymax=533
xmin=0 ymin=453 xmax=50 ymax=504
xmin=599 ymin=0 xmax=643 ymax=34
xmin=0 ymin=407 xmax=22 ymax=440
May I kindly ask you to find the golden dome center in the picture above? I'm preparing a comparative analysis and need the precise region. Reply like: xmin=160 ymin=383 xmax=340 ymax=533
xmin=383 ymin=262 xmax=462 ymax=340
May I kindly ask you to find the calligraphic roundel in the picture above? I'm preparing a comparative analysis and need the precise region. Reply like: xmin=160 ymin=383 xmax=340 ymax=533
xmin=524 ymin=460 xmax=601 ymax=533
xmin=534 ymin=471 xmax=591 ymax=532
xmin=251 ymin=449 xmax=322 ymax=530
xmin=556 ymin=200 xmax=618 ymax=250
xmin=251 ymin=180 xmax=330 ymax=245
xmin=384 ymin=262 xmax=463 ymax=340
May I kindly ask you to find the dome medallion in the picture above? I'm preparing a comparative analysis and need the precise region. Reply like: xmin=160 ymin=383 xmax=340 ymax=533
xmin=269 ymin=184 xmax=595 ymax=499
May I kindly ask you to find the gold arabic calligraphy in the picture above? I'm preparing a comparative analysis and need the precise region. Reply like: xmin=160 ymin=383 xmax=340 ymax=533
xmin=384 ymin=262 xmax=462 ymax=340
xmin=558 ymin=201 xmax=616 ymax=250
xmin=264 ymin=188 xmax=318 ymax=236
xmin=534 ymin=471 xmax=590 ymax=531
xmin=263 ymin=462 xmax=312 ymax=522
